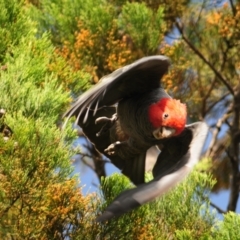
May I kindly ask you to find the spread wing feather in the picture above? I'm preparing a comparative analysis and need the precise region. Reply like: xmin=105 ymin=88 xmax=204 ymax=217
xmin=96 ymin=122 xmax=208 ymax=222
xmin=63 ymin=55 xmax=171 ymax=185
xmin=63 ymin=55 xmax=170 ymax=123
xmin=63 ymin=55 xmax=208 ymax=222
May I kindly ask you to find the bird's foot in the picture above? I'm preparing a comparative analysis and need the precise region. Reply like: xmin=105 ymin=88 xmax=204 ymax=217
xmin=95 ymin=114 xmax=117 ymax=137
xmin=104 ymin=141 xmax=124 ymax=156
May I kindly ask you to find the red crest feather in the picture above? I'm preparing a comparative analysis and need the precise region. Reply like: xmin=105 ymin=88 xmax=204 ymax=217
xmin=148 ymin=98 xmax=187 ymax=136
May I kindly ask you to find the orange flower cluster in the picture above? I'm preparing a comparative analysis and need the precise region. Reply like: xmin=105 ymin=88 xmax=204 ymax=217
xmin=106 ymin=33 xmax=133 ymax=72
xmin=56 ymin=21 xmax=135 ymax=81
xmin=133 ymin=221 xmax=156 ymax=240
xmin=207 ymin=3 xmax=240 ymax=40
xmin=220 ymin=6 xmax=240 ymax=39
xmin=160 ymin=42 xmax=190 ymax=93
xmin=46 ymin=179 xmax=88 ymax=216
xmin=42 ymin=178 xmax=98 ymax=237
xmin=206 ymin=12 xmax=222 ymax=25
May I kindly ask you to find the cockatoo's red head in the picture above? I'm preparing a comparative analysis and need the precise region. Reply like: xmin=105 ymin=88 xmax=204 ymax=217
xmin=148 ymin=98 xmax=187 ymax=139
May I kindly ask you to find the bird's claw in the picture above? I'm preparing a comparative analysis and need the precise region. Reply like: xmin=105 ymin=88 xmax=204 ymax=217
xmin=95 ymin=114 xmax=117 ymax=137
xmin=104 ymin=141 xmax=121 ymax=155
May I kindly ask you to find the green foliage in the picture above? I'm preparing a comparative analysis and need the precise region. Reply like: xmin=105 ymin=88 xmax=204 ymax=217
xmin=119 ymin=2 xmax=165 ymax=53
xmin=30 ymin=0 xmax=114 ymax=44
xmin=97 ymin=169 xmax=240 ymax=239
xmin=29 ymin=0 xmax=82 ymax=44
xmin=0 ymin=1 xmax=95 ymax=238
xmin=0 ymin=36 xmax=68 ymax=122
xmin=1 ymin=0 xmax=240 ymax=238
xmin=30 ymin=0 xmax=167 ymax=79
xmin=214 ymin=212 xmax=240 ymax=240
xmin=98 ymin=169 xmax=216 ymax=239
xmin=0 ymin=0 xmax=31 ymax=61
xmin=79 ymin=0 xmax=115 ymax=35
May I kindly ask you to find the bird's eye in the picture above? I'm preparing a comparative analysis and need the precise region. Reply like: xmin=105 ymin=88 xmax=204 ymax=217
xmin=163 ymin=113 xmax=169 ymax=119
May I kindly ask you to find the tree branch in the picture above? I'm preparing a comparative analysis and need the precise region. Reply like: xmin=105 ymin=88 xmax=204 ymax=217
xmin=0 ymin=195 xmax=20 ymax=218
xmin=83 ymin=142 xmax=107 ymax=180
xmin=226 ymin=149 xmax=240 ymax=211
xmin=206 ymin=109 xmax=231 ymax=158
xmin=210 ymin=201 xmax=226 ymax=214
xmin=205 ymin=92 xmax=230 ymax=114
xmin=201 ymin=78 xmax=216 ymax=117
xmin=234 ymin=131 xmax=240 ymax=143
xmin=227 ymin=86 xmax=240 ymax=211
xmin=175 ymin=21 xmax=234 ymax=95
xmin=229 ymin=0 xmax=236 ymax=15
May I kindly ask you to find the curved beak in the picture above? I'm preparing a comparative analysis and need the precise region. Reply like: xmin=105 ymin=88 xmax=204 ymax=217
xmin=153 ymin=127 xmax=176 ymax=139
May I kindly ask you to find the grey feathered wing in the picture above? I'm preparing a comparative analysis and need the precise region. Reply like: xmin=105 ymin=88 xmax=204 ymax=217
xmin=63 ymin=56 xmax=171 ymax=185
xmin=63 ymin=56 xmax=208 ymax=222
xmin=63 ymin=55 xmax=170 ymax=123
xmin=96 ymin=122 xmax=208 ymax=222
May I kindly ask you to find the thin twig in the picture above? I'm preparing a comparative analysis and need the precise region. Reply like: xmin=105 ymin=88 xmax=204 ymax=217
xmin=76 ymin=152 xmax=109 ymax=172
xmin=175 ymin=21 xmax=234 ymax=95
xmin=206 ymin=109 xmax=231 ymax=158
xmin=201 ymin=78 xmax=216 ymax=117
xmin=194 ymin=0 xmax=206 ymax=26
xmin=229 ymin=0 xmax=236 ymax=15
xmin=0 ymin=195 xmax=20 ymax=218
xmin=210 ymin=201 xmax=226 ymax=214
xmin=205 ymin=92 xmax=230 ymax=114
